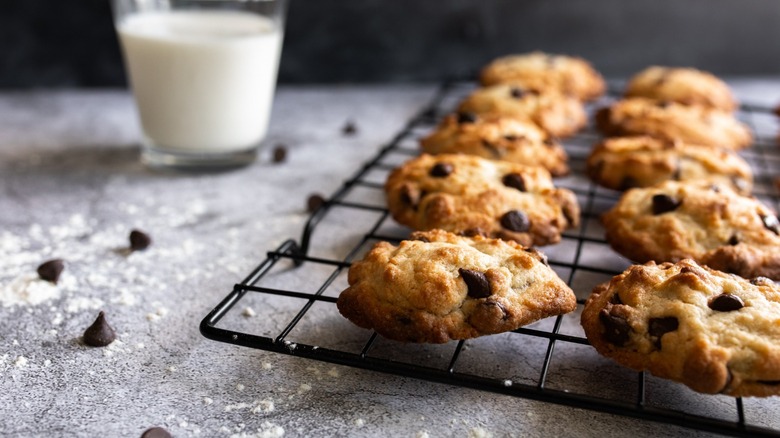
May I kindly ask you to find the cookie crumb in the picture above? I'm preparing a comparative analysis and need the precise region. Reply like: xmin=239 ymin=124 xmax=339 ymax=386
xmin=236 ymin=383 xmax=245 ymax=391
xmin=14 ymin=355 xmax=28 ymax=368
xmin=353 ymin=418 xmax=365 ymax=427
xmin=203 ymin=397 xmax=213 ymax=405
xmin=261 ymin=361 xmax=273 ymax=370
xmin=242 ymin=307 xmax=256 ymax=318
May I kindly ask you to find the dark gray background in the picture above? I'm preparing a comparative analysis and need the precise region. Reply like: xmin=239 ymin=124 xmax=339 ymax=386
xmin=2 ymin=0 xmax=779 ymax=88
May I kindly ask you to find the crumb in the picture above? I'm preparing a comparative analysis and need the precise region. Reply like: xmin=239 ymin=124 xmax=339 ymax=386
xmin=468 ymin=427 xmax=493 ymax=438
xmin=236 ymin=383 xmax=245 ymax=391
xmin=416 ymin=432 xmax=430 ymax=438
xmin=167 ymin=366 xmax=177 ymax=372
xmin=43 ymin=359 xmax=52 ymax=367
xmin=251 ymin=400 xmax=274 ymax=414
xmin=14 ymin=356 xmax=28 ymax=368
xmin=203 ymin=397 xmax=213 ymax=405
xmin=299 ymin=383 xmax=311 ymax=392
xmin=242 ymin=307 xmax=256 ymax=318
xmin=261 ymin=361 xmax=273 ymax=370
xmin=503 ymin=379 xmax=512 ymax=387
xmin=327 ymin=367 xmax=340 ymax=378
xmin=354 ymin=418 xmax=365 ymax=427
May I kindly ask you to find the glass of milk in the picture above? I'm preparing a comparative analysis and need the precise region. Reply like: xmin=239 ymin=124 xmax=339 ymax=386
xmin=111 ymin=0 xmax=286 ymax=169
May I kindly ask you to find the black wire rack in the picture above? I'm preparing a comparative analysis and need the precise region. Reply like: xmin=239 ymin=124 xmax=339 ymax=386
xmin=201 ymin=81 xmax=780 ymax=437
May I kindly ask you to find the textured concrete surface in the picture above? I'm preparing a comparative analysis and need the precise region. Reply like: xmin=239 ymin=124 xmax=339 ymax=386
xmin=0 ymin=85 xmax=779 ymax=438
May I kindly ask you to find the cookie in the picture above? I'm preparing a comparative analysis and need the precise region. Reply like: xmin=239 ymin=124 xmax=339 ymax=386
xmin=586 ymin=136 xmax=753 ymax=193
xmin=581 ymin=259 xmax=780 ymax=397
xmin=337 ymin=229 xmax=576 ymax=343
xmin=602 ymin=181 xmax=780 ymax=280
xmin=457 ymin=84 xmax=588 ymax=138
xmin=479 ymin=52 xmax=606 ymax=101
xmin=420 ymin=113 xmax=570 ymax=176
xmin=596 ymin=98 xmax=753 ymax=150
xmin=385 ymin=154 xmax=580 ymax=247
xmin=624 ymin=66 xmax=738 ymax=112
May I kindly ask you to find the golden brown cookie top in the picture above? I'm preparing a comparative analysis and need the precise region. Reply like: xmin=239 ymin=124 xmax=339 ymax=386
xmin=337 ymin=229 xmax=576 ymax=343
xmin=596 ymin=97 xmax=753 ymax=150
xmin=624 ymin=66 xmax=738 ymax=112
xmin=420 ymin=113 xmax=569 ymax=176
xmin=586 ymin=136 xmax=753 ymax=193
xmin=602 ymin=180 xmax=780 ymax=280
xmin=581 ymin=259 xmax=780 ymax=397
xmin=457 ymin=84 xmax=587 ymax=138
xmin=385 ymin=153 xmax=580 ymax=247
xmin=479 ymin=52 xmax=606 ymax=101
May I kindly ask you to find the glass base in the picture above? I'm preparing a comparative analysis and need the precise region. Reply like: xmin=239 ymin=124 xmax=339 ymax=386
xmin=141 ymin=145 xmax=257 ymax=171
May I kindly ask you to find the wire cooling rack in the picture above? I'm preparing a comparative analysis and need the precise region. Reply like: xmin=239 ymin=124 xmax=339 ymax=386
xmin=201 ymin=81 xmax=780 ymax=437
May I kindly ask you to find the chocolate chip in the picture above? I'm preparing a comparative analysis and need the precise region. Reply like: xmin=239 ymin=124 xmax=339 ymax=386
xmin=500 ymin=210 xmax=530 ymax=232
xmin=509 ymin=87 xmax=525 ymax=99
xmin=457 ymin=112 xmax=477 ymax=124
xmin=484 ymin=300 xmax=509 ymax=320
xmin=648 ymin=317 xmax=679 ymax=348
xmin=459 ymin=268 xmax=492 ymax=298
xmin=462 ymin=227 xmax=487 ymax=238
xmin=524 ymin=247 xmax=548 ymax=266
xmin=610 ymin=293 xmax=623 ymax=305
xmin=651 ymin=194 xmax=681 ymax=215
xmin=83 ymin=311 xmax=116 ymax=347
xmin=502 ymin=173 xmax=526 ymax=192
xmin=503 ymin=135 xmax=518 ymax=142
xmin=708 ymin=293 xmax=744 ymax=312
xmin=306 ymin=194 xmax=326 ymax=213
xmin=430 ymin=162 xmax=454 ymax=177
xmin=129 ymin=230 xmax=152 ymax=251
xmin=400 ymin=184 xmax=421 ymax=209
xmin=619 ymin=176 xmax=640 ymax=191
xmin=761 ymin=214 xmax=780 ymax=235
xmin=751 ymin=277 xmax=772 ymax=286
xmin=37 ymin=259 xmax=64 ymax=284
xmin=342 ymin=120 xmax=357 ymax=136
xmin=141 ymin=427 xmax=172 ymax=438
xmin=758 ymin=380 xmax=780 ymax=386
xmin=272 ymin=145 xmax=287 ymax=163
xmin=728 ymin=234 xmax=739 ymax=245
xmin=599 ymin=308 xmax=631 ymax=346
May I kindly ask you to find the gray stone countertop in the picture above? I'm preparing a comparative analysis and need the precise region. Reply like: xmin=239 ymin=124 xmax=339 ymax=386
xmin=1 ymin=84 xmax=780 ymax=438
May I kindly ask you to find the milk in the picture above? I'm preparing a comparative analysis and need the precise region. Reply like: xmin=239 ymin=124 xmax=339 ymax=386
xmin=118 ymin=10 xmax=282 ymax=152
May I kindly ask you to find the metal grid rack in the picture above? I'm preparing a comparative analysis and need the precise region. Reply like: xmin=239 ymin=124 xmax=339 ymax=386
xmin=201 ymin=81 xmax=780 ymax=437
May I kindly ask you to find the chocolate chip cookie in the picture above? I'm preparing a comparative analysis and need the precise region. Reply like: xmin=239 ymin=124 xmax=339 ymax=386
xmin=337 ymin=229 xmax=577 ymax=343
xmin=420 ymin=113 xmax=570 ymax=176
xmin=586 ymin=136 xmax=753 ymax=193
xmin=479 ymin=52 xmax=606 ymax=101
xmin=624 ymin=66 xmax=738 ymax=112
xmin=602 ymin=181 xmax=780 ymax=280
xmin=457 ymin=84 xmax=587 ymax=138
xmin=596 ymin=98 xmax=753 ymax=150
xmin=581 ymin=259 xmax=780 ymax=397
xmin=385 ymin=154 xmax=580 ymax=247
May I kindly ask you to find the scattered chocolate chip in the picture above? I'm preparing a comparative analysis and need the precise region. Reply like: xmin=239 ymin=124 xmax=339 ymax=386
xmin=761 ymin=214 xmax=780 ymax=235
xmin=83 ymin=311 xmax=116 ymax=347
xmin=400 ymin=184 xmax=421 ymax=209
xmin=751 ymin=277 xmax=772 ymax=286
xmin=509 ymin=87 xmax=525 ymax=99
xmin=599 ymin=308 xmax=631 ymax=346
xmin=708 ymin=293 xmax=744 ymax=312
xmin=461 ymin=227 xmax=487 ymax=238
xmin=430 ymin=162 xmax=454 ymax=177
xmin=502 ymin=173 xmax=527 ymax=192
xmin=619 ymin=176 xmax=640 ymax=191
xmin=272 ymin=145 xmax=287 ymax=163
xmin=141 ymin=427 xmax=172 ymax=438
xmin=457 ymin=112 xmax=477 ymax=124
xmin=342 ymin=120 xmax=357 ymax=136
xmin=648 ymin=317 xmax=679 ymax=348
xmin=458 ymin=268 xmax=492 ymax=298
xmin=728 ymin=234 xmax=740 ymax=246
xmin=129 ymin=230 xmax=152 ymax=251
xmin=500 ymin=210 xmax=530 ymax=233
xmin=524 ymin=248 xmax=548 ymax=266
xmin=651 ymin=194 xmax=681 ymax=215
xmin=37 ymin=259 xmax=64 ymax=284
xmin=396 ymin=315 xmax=412 ymax=325
xmin=306 ymin=194 xmax=326 ymax=213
